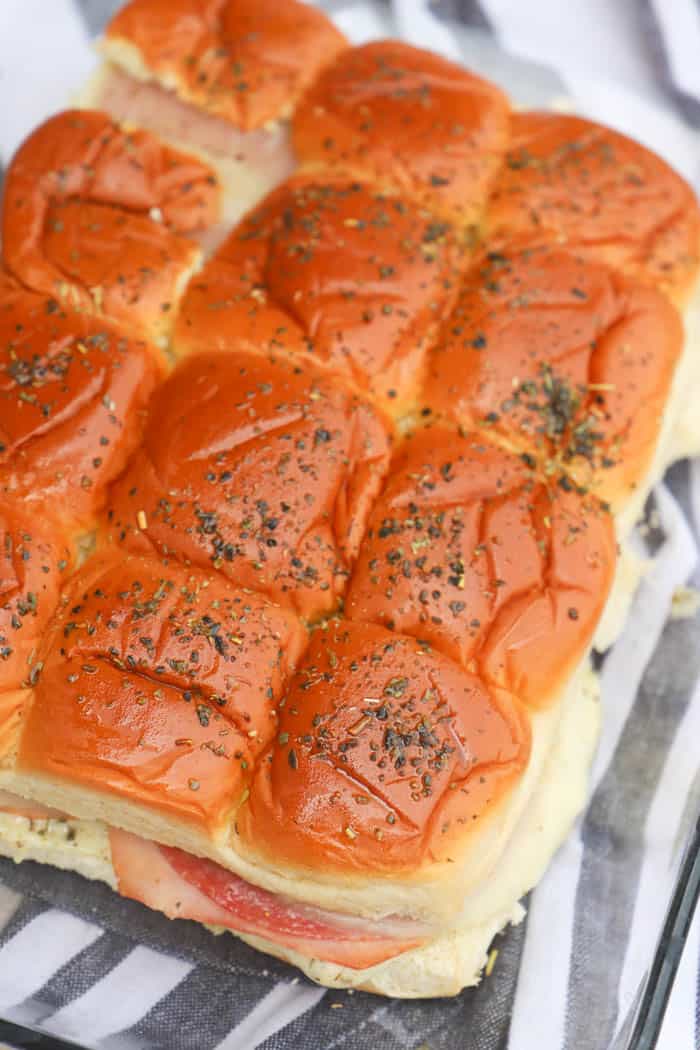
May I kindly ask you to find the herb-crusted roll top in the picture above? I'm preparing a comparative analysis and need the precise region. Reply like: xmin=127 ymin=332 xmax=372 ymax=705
xmin=103 ymin=0 xmax=348 ymax=131
xmin=424 ymin=241 xmax=683 ymax=510
xmin=487 ymin=111 xmax=700 ymax=306
xmin=101 ymin=350 xmax=393 ymax=621
xmin=175 ymin=176 xmax=464 ymax=416
xmin=346 ymin=425 xmax=615 ymax=706
xmin=292 ymin=41 xmax=511 ymax=226
xmin=237 ymin=619 xmax=531 ymax=874
xmin=0 ymin=273 xmax=162 ymax=538
xmin=1 ymin=110 xmax=220 ymax=344
xmin=17 ymin=553 xmax=307 ymax=834
xmin=2 ymin=1 xmax=700 ymax=995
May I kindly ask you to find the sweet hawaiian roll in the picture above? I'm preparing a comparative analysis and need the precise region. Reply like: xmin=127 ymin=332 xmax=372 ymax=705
xmin=174 ymin=177 xmax=463 ymax=415
xmin=102 ymin=350 xmax=393 ymax=621
xmin=292 ymin=41 xmax=510 ymax=226
xmin=345 ymin=425 xmax=615 ymax=708
xmin=16 ymin=551 xmax=307 ymax=835
xmin=487 ymin=112 xmax=700 ymax=306
xmin=237 ymin=618 xmax=530 ymax=876
xmin=0 ymin=274 xmax=162 ymax=538
xmin=1 ymin=110 xmax=220 ymax=344
xmin=101 ymin=0 xmax=348 ymax=131
xmin=0 ymin=503 xmax=71 ymax=735
xmin=423 ymin=242 xmax=683 ymax=510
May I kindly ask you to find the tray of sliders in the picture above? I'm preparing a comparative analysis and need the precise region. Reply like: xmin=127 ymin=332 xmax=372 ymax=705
xmin=0 ymin=0 xmax=699 ymax=1016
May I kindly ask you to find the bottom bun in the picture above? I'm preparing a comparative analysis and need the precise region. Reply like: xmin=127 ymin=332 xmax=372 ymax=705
xmin=0 ymin=666 xmax=599 ymax=997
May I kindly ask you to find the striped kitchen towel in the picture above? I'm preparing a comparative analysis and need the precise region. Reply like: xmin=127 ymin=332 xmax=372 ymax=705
xmin=1 ymin=3 xmax=700 ymax=1050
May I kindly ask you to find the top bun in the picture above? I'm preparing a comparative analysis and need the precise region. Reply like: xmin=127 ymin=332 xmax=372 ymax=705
xmin=488 ymin=111 xmax=700 ymax=306
xmin=1 ymin=110 xmax=219 ymax=343
xmin=423 ymin=240 xmax=683 ymax=509
xmin=18 ymin=551 xmax=307 ymax=834
xmin=293 ymin=41 xmax=510 ymax=225
xmin=346 ymin=423 xmax=615 ymax=708
xmin=175 ymin=176 xmax=464 ymax=416
xmin=103 ymin=0 xmax=348 ymax=130
xmin=102 ymin=349 xmax=393 ymax=621
xmin=0 ymin=272 xmax=162 ymax=538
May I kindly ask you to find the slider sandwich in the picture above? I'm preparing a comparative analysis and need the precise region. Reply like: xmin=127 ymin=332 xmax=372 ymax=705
xmin=0 ymin=0 xmax=699 ymax=998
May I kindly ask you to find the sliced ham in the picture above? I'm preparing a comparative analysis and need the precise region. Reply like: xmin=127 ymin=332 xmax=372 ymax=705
xmin=0 ymin=789 xmax=67 ymax=822
xmin=110 ymin=829 xmax=425 ymax=969
xmin=91 ymin=65 xmax=297 ymax=254
xmin=93 ymin=65 xmax=296 ymax=184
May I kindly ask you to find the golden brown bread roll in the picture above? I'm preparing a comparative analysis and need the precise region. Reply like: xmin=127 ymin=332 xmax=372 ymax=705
xmin=423 ymin=241 xmax=684 ymax=510
xmin=238 ymin=617 xmax=531 ymax=876
xmin=101 ymin=349 xmax=393 ymax=620
xmin=292 ymin=41 xmax=510 ymax=226
xmin=86 ymin=0 xmax=346 ymax=237
xmin=103 ymin=0 xmax=348 ymax=131
xmin=346 ymin=425 xmax=615 ymax=706
xmin=1 ymin=110 xmax=219 ymax=343
xmin=487 ymin=111 xmax=700 ymax=306
xmin=174 ymin=176 xmax=464 ymax=415
xmin=0 ymin=272 xmax=162 ymax=538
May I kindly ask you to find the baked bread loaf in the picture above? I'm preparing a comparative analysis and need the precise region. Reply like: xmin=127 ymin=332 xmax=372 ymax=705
xmin=1 ymin=0 xmax=699 ymax=1000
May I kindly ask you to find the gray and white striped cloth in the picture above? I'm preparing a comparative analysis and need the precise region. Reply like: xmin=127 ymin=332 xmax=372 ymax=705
xmin=1 ymin=2 xmax=700 ymax=1049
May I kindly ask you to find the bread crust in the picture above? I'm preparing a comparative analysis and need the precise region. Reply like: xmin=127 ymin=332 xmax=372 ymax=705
xmin=424 ymin=241 xmax=684 ymax=509
xmin=17 ymin=552 xmax=307 ymax=832
xmin=488 ymin=111 xmax=700 ymax=306
xmin=101 ymin=349 xmax=393 ymax=620
xmin=174 ymin=176 xmax=465 ymax=415
xmin=0 ymin=274 xmax=162 ymax=536
xmin=346 ymin=425 xmax=615 ymax=704
xmin=1 ymin=110 xmax=219 ymax=342
xmin=293 ymin=41 xmax=510 ymax=225
xmin=103 ymin=0 xmax=348 ymax=130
